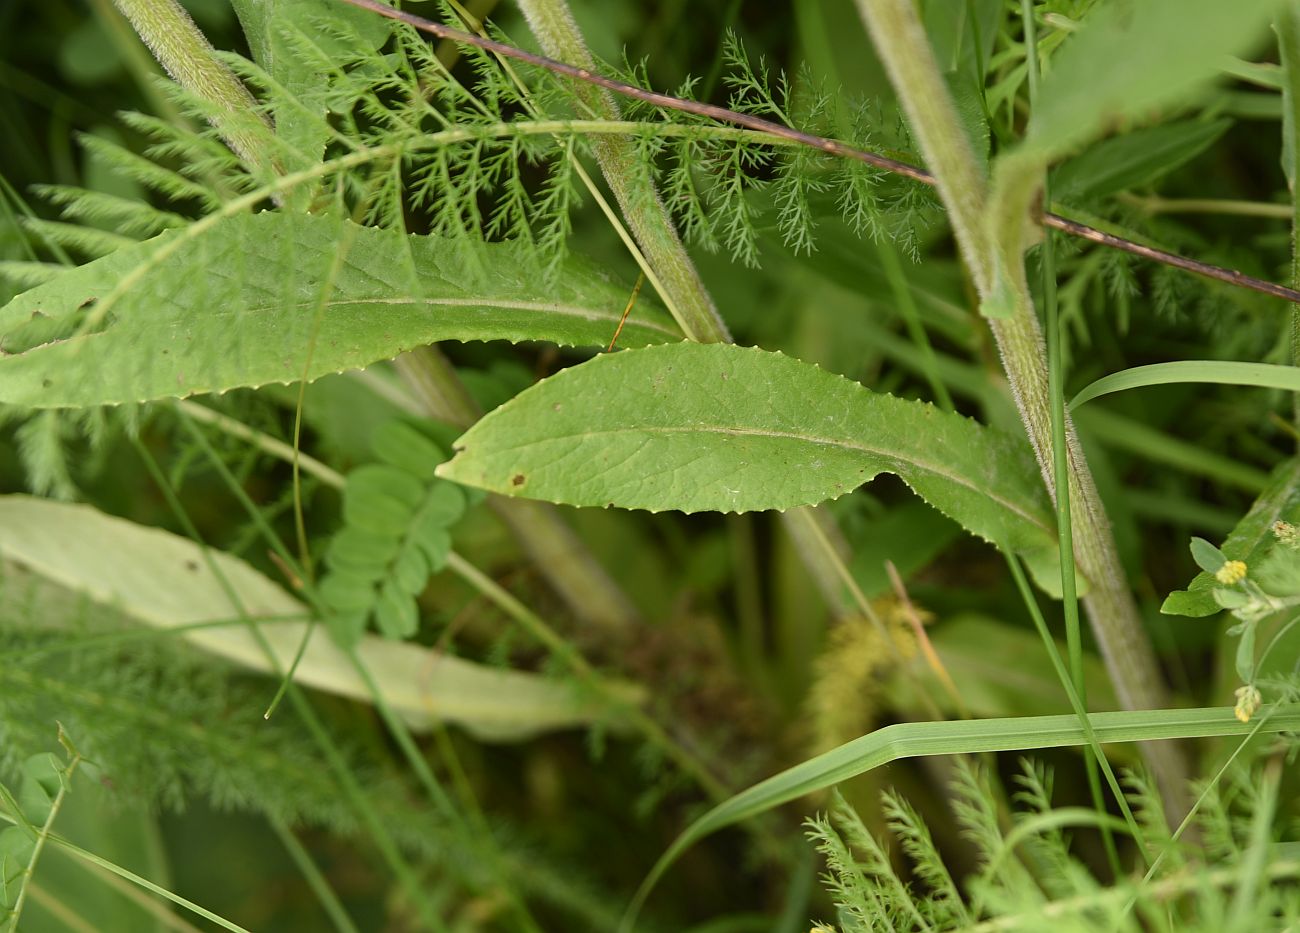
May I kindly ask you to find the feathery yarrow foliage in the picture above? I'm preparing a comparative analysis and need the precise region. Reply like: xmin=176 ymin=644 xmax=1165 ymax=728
xmin=806 ymin=751 xmax=1300 ymax=933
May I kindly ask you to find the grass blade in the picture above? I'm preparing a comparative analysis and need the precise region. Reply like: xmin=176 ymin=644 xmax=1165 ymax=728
xmin=1071 ymin=360 xmax=1300 ymax=409
xmin=622 ymin=705 xmax=1300 ymax=930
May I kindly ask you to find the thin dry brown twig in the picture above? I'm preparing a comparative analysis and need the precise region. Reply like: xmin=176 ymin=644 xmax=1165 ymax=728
xmin=337 ymin=0 xmax=1300 ymax=306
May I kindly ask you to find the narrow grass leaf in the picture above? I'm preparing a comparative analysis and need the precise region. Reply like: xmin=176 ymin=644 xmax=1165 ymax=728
xmin=0 ymin=212 xmax=678 ymax=409
xmin=1070 ymin=361 xmax=1300 ymax=409
xmin=625 ymin=705 xmax=1300 ymax=929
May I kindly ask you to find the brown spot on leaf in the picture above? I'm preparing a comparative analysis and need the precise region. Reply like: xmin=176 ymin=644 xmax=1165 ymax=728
xmin=511 ymin=473 xmax=526 ymax=487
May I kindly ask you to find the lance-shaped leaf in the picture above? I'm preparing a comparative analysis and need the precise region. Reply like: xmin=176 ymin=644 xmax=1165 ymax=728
xmin=0 ymin=211 xmax=677 ymax=409
xmin=439 ymin=342 xmax=1066 ymax=587
xmin=0 ymin=495 xmax=639 ymax=741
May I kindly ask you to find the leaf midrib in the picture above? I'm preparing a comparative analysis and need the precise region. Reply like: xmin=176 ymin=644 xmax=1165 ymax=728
xmin=476 ymin=422 xmax=1051 ymax=535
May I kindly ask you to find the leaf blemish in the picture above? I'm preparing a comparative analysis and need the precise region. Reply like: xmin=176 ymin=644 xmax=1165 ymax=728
xmin=511 ymin=473 xmax=526 ymax=487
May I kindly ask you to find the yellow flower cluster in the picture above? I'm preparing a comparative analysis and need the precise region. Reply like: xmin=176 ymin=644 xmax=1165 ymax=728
xmin=1215 ymin=560 xmax=1247 ymax=585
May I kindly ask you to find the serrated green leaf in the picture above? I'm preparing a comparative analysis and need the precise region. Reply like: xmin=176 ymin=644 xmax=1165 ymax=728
xmin=439 ymin=342 xmax=1060 ymax=574
xmin=1051 ymin=118 xmax=1232 ymax=201
xmin=0 ymin=496 xmax=638 ymax=740
xmin=0 ymin=212 xmax=679 ymax=409
xmin=372 ymin=420 xmax=446 ymax=482
xmin=1164 ymin=459 xmax=1300 ymax=616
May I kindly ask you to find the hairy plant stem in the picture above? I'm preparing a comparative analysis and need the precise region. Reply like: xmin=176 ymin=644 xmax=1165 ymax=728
xmin=1279 ymin=2 xmax=1300 ymax=436
xmin=856 ymin=0 xmax=1189 ymax=804
xmin=393 ymin=346 xmax=642 ymax=631
xmin=515 ymin=0 xmax=730 ymax=345
xmin=108 ymin=0 xmax=271 ymax=172
xmin=116 ymin=0 xmax=643 ymax=635
xmin=518 ymin=0 xmax=863 ymax=622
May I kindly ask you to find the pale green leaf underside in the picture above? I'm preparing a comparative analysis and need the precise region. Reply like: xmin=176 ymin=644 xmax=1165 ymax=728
xmin=440 ymin=341 xmax=1058 ymax=567
xmin=0 ymin=495 xmax=637 ymax=740
xmin=0 ymin=212 xmax=678 ymax=409
xmin=1071 ymin=360 xmax=1300 ymax=409
xmin=627 ymin=705 xmax=1300 ymax=928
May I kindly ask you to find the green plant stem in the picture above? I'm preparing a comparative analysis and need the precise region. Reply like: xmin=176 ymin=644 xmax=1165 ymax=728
xmin=175 ymin=400 xmax=729 ymax=806
xmin=22 ymin=830 xmax=257 ymax=933
xmin=131 ymin=437 xmax=451 ymax=933
xmin=518 ymin=0 xmax=864 ymax=627
xmin=1280 ymin=2 xmax=1300 ymax=436
xmin=1119 ymin=193 xmax=1291 ymax=219
xmin=393 ymin=346 xmax=642 ymax=631
xmin=515 ymin=0 xmax=730 ymax=345
xmin=1019 ymin=1 xmax=1115 ymax=864
xmin=108 ymin=0 xmax=271 ymax=172
xmin=445 ymin=552 xmax=732 ymax=803
xmin=5 ymin=747 xmax=82 ymax=933
xmin=266 ymin=813 xmax=362 ymax=933
xmin=877 ymin=236 xmax=954 ymax=411
xmin=855 ymin=0 xmax=1189 ymax=809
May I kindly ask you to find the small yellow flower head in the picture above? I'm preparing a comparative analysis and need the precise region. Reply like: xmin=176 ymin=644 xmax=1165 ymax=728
xmin=1234 ymin=684 xmax=1262 ymax=723
xmin=1274 ymin=520 xmax=1300 ymax=548
xmin=1215 ymin=560 xmax=1248 ymax=585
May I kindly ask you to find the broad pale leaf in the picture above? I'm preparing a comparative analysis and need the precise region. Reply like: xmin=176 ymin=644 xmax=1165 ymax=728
xmin=0 ymin=495 xmax=639 ymax=740
xmin=439 ymin=342 xmax=1060 ymax=576
xmin=1163 ymin=458 xmax=1300 ymax=617
xmin=0 ymin=212 xmax=677 ymax=409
